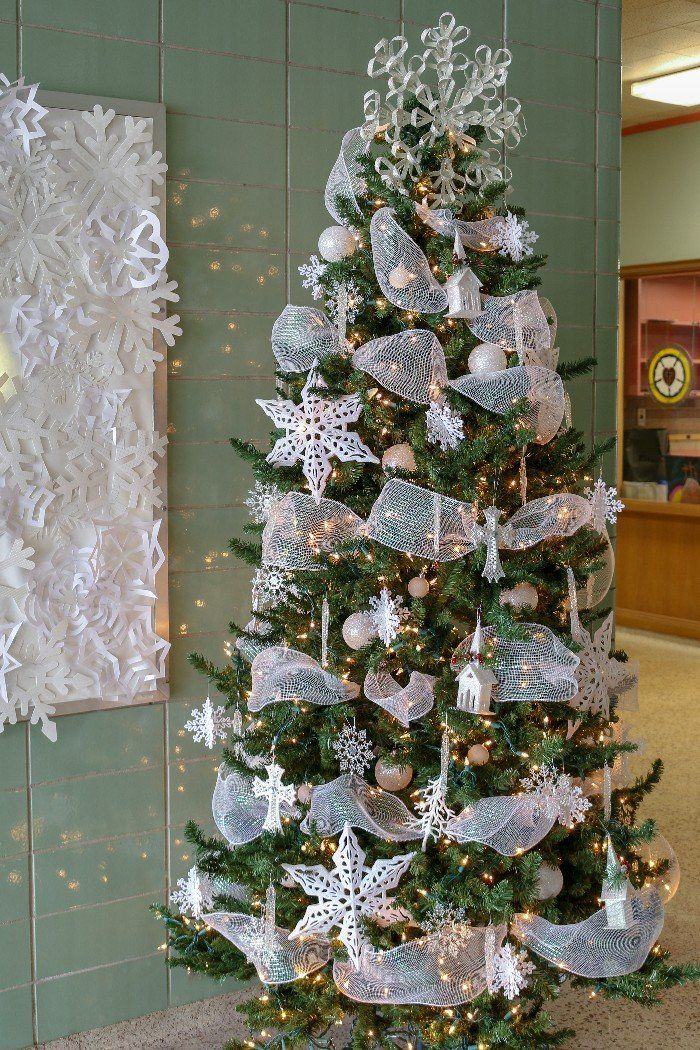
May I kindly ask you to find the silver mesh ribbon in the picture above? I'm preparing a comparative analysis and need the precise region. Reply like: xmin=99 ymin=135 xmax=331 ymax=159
xmin=414 ymin=202 xmax=507 ymax=252
xmin=636 ymin=833 xmax=680 ymax=904
xmin=204 ymin=911 xmax=330 ymax=984
xmin=334 ymin=923 xmax=507 ymax=1006
xmin=248 ymin=646 xmax=359 ymax=712
xmin=364 ymin=667 xmax=436 ymax=726
xmin=325 ymin=127 xmax=368 ymax=224
xmin=450 ymin=365 xmax=565 ymax=445
xmin=271 ymin=305 xmax=342 ymax=372
xmin=370 ymin=208 xmax=448 ymax=313
xmin=512 ymin=890 xmax=664 ymax=978
xmin=262 ymin=492 xmax=362 ymax=571
xmin=468 ymin=291 xmax=556 ymax=367
xmin=452 ymin=623 xmax=579 ymax=703
xmin=577 ymin=530 xmax=615 ymax=609
xmin=498 ymin=494 xmax=592 ymax=549
xmin=447 ymin=794 xmax=560 ymax=856
xmin=301 ymin=773 xmax=421 ymax=841
xmin=212 ymin=765 xmax=299 ymax=845
xmin=365 ymin=479 xmax=476 ymax=562
xmin=235 ymin=618 xmax=273 ymax=664
xmin=353 ymin=330 xmax=448 ymax=404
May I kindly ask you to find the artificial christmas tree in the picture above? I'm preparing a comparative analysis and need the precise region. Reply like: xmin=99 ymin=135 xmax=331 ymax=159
xmin=154 ymin=13 xmax=697 ymax=1048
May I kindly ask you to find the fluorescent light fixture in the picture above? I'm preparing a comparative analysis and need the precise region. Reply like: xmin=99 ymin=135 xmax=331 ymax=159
xmin=631 ymin=67 xmax=700 ymax=107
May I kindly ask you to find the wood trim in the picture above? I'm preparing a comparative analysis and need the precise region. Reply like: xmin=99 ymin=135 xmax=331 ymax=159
xmin=616 ymin=607 xmax=700 ymax=641
xmin=622 ymin=111 xmax=700 ymax=136
xmin=622 ymin=498 xmax=700 ymax=518
xmin=620 ymin=260 xmax=700 ymax=278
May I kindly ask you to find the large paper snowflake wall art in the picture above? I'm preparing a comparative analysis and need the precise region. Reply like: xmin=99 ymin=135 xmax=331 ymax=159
xmin=0 ymin=83 xmax=176 ymax=740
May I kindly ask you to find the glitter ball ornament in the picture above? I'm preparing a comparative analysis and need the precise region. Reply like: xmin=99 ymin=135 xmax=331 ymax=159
xmin=468 ymin=342 xmax=508 ymax=375
xmin=499 ymin=581 xmax=539 ymax=610
xmin=536 ymin=863 xmax=564 ymax=900
xmin=467 ymin=744 xmax=490 ymax=766
xmin=382 ymin=443 xmax=416 ymax=472
xmin=408 ymin=575 xmax=430 ymax=598
xmin=342 ymin=611 xmax=377 ymax=649
xmin=318 ymin=225 xmax=356 ymax=262
xmin=297 ymin=783 xmax=314 ymax=805
xmin=375 ymin=758 xmax=414 ymax=791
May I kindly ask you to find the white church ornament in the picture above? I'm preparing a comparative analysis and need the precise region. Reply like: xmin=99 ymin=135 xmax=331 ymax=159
xmin=444 ymin=235 xmax=483 ymax=319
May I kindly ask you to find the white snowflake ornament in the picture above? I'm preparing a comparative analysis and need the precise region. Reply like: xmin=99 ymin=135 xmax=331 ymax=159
xmin=585 ymin=477 xmax=624 ymax=533
xmin=368 ymin=586 xmax=409 ymax=646
xmin=251 ymin=565 xmax=299 ymax=611
xmin=298 ymin=254 xmax=327 ymax=300
xmin=170 ymin=866 xmax=216 ymax=920
xmin=252 ymin=756 xmax=296 ymax=833
xmin=332 ymin=720 xmax=374 ymax=776
xmin=519 ymin=764 xmax=591 ymax=828
xmin=426 ymin=401 xmax=465 ymax=451
xmin=245 ymin=482 xmax=283 ymax=524
xmin=490 ymin=212 xmax=538 ymax=262
xmin=490 ymin=942 xmax=535 ymax=999
xmin=184 ymin=695 xmax=234 ymax=750
xmin=282 ymin=822 xmax=414 ymax=967
xmin=256 ymin=362 xmax=378 ymax=503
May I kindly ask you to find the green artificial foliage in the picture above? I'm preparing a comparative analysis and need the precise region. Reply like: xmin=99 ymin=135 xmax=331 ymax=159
xmin=153 ymin=17 xmax=696 ymax=1049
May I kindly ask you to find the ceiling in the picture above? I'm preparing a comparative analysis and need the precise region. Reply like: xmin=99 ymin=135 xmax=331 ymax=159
xmin=622 ymin=0 xmax=700 ymax=125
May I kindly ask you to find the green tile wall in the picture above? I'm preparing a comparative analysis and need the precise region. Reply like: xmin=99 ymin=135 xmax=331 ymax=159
xmin=0 ymin=1 xmax=620 ymax=1045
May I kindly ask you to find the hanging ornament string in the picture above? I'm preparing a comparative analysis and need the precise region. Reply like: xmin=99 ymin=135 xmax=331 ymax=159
xmin=566 ymin=566 xmax=581 ymax=635
xmin=321 ymin=596 xmax=330 ymax=667
xmin=519 ymin=447 xmax=527 ymax=505
xmin=603 ymin=763 xmax=612 ymax=823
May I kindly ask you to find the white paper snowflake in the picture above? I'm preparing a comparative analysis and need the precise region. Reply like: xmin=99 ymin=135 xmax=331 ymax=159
xmin=170 ymin=866 xmax=216 ymax=920
xmin=1 ymin=628 xmax=69 ymax=741
xmin=426 ymin=401 xmax=465 ymax=451
xmin=0 ymin=620 xmax=23 ymax=704
xmin=80 ymin=204 xmax=168 ymax=296
xmin=252 ymin=757 xmax=296 ymax=833
xmin=490 ymin=212 xmax=538 ymax=262
xmin=0 ymin=75 xmax=46 ymax=159
xmin=569 ymin=610 xmax=636 ymax=721
xmin=368 ymin=586 xmax=409 ymax=646
xmin=251 ymin=565 xmax=299 ymax=611
xmin=415 ymin=728 xmax=456 ymax=850
xmin=332 ymin=721 xmax=374 ymax=776
xmin=519 ymin=764 xmax=591 ymax=828
xmin=256 ymin=362 xmax=378 ymax=503
xmin=245 ymin=482 xmax=283 ymax=524
xmin=298 ymin=254 xmax=327 ymax=300
xmin=585 ymin=478 xmax=624 ymax=533
xmin=184 ymin=696 xmax=234 ymax=750
xmin=282 ymin=822 xmax=414 ymax=967
xmin=490 ymin=942 xmax=534 ymax=999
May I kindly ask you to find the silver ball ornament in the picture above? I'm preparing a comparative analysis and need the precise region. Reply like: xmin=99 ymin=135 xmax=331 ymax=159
xmin=536 ymin=863 xmax=564 ymax=900
xmin=467 ymin=743 xmax=490 ymax=766
xmin=318 ymin=225 xmax=356 ymax=262
xmin=499 ymin=581 xmax=539 ymax=611
xmin=382 ymin=443 xmax=416 ymax=472
xmin=468 ymin=342 xmax=508 ymax=375
xmin=375 ymin=759 xmax=414 ymax=790
xmin=341 ymin=611 xmax=376 ymax=650
xmin=408 ymin=575 xmax=430 ymax=598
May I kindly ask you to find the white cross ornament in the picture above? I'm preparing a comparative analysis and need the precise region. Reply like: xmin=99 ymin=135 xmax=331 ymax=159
xmin=252 ymin=755 xmax=296 ymax=833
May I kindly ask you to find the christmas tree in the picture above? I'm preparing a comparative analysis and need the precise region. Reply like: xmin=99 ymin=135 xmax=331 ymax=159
xmin=155 ymin=13 xmax=697 ymax=1048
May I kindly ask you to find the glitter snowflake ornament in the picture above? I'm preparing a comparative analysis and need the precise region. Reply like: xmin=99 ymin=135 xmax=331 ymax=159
xmin=519 ymin=764 xmax=591 ymax=828
xmin=368 ymin=587 xmax=409 ymax=646
xmin=426 ymin=401 xmax=465 ymax=451
xmin=170 ymin=866 xmax=216 ymax=920
xmin=184 ymin=695 xmax=234 ymax=750
xmin=251 ymin=565 xmax=299 ymax=611
xmin=332 ymin=720 xmax=374 ymax=776
xmin=298 ymin=254 xmax=327 ymax=299
xmin=585 ymin=477 xmax=624 ymax=533
xmin=490 ymin=212 xmax=538 ymax=262
xmin=256 ymin=362 xmax=378 ymax=503
xmin=245 ymin=482 xmax=284 ymax=524
xmin=282 ymin=822 xmax=415 ymax=967
xmin=489 ymin=942 xmax=535 ymax=1000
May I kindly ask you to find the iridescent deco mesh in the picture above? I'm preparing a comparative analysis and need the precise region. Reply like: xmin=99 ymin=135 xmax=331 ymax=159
xmin=513 ymin=890 xmax=664 ymax=978
xmin=212 ymin=765 xmax=299 ymax=845
xmin=467 ymin=290 xmax=554 ymax=364
xmin=248 ymin=646 xmax=360 ymax=711
xmin=271 ymin=305 xmax=342 ymax=372
xmin=334 ymin=923 xmax=507 ymax=1006
xmin=453 ymin=623 xmax=579 ymax=703
xmin=415 ymin=204 xmax=508 ymax=252
xmin=363 ymin=667 xmax=436 ymax=726
xmin=301 ymin=773 xmax=420 ymax=841
xmin=635 ymin=833 xmax=680 ymax=904
xmin=499 ymin=494 xmax=592 ymax=549
xmin=365 ymin=479 xmax=476 ymax=562
xmin=352 ymin=330 xmax=448 ymax=404
xmin=577 ymin=530 xmax=615 ymax=609
xmin=324 ymin=126 xmax=368 ymax=224
xmin=204 ymin=911 xmax=331 ymax=984
xmin=235 ymin=618 xmax=274 ymax=664
xmin=370 ymin=208 xmax=448 ymax=314
xmin=449 ymin=364 xmax=565 ymax=444
xmin=262 ymin=492 xmax=362 ymax=570
xmin=446 ymin=795 xmax=560 ymax=856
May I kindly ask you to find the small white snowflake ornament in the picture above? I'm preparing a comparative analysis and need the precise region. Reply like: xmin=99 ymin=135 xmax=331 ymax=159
xmin=426 ymin=401 xmax=464 ymax=451
xmin=184 ymin=695 xmax=234 ymax=750
xmin=368 ymin=586 xmax=409 ymax=646
xmin=520 ymin=764 xmax=591 ymax=828
xmin=298 ymin=254 xmax=327 ymax=300
xmin=332 ymin=720 xmax=374 ymax=776
xmin=252 ymin=756 xmax=296 ymax=833
xmin=490 ymin=942 xmax=535 ymax=999
xmin=170 ymin=866 xmax=216 ymax=920
xmin=256 ymin=362 xmax=378 ymax=503
xmin=282 ymin=822 xmax=414 ymax=967
xmin=490 ymin=212 xmax=538 ymax=263
xmin=585 ymin=477 xmax=624 ymax=533
xmin=251 ymin=565 xmax=299 ymax=611
xmin=245 ymin=482 xmax=283 ymax=524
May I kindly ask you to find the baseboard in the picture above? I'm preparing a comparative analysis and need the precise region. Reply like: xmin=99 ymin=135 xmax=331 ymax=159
xmin=616 ymin=607 xmax=700 ymax=641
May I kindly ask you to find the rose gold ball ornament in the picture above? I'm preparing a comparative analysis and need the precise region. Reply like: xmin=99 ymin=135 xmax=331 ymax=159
xmin=467 ymin=342 xmax=508 ymax=375
xmin=467 ymin=743 xmax=490 ymax=766
xmin=317 ymin=225 xmax=356 ymax=262
xmin=296 ymin=783 xmax=314 ymax=805
xmin=381 ymin=443 xmax=416 ymax=472
xmin=536 ymin=863 xmax=564 ymax=900
xmin=499 ymin=581 xmax=539 ymax=611
xmin=341 ymin=611 xmax=376 ymax=650
xmin=408 ymin=575 xmax=430 ymax=598
xmin=375 ymin=758 xmax=414 ymax=791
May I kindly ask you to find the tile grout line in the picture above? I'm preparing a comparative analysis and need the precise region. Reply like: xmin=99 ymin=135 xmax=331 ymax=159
xmin=25 ymin=721 xmax=39 ymax=1046
xmin=15 ymin=0 xmax=21 ymax=75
